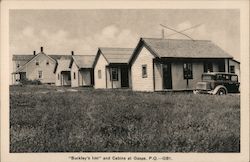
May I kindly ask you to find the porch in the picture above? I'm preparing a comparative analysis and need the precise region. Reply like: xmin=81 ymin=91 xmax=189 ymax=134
xmin=106 ymin=63 xmax=130 ymax=89
xmin=60 ymin=71 xmax=71 ymax=86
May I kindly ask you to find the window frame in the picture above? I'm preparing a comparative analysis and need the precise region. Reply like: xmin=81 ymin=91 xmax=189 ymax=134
xmin=230 ymin=65 xmax=235 ymax=73
xmin=204 ymin=61 xmax=213 ymax=72
xmin=142 ymin=64 xmax=147 ymax=78
xmin=111 ymin=68 xmax=119 ymax=81
xmin=98 ymin=70 xmax=102 ymax=79
xmin=38 ymin=71 xmax=43 ymax=79
xmin=35 ymin=60 xmax=39 ymax=66
xmin=183 ymin=62 xmax=193 ymax=79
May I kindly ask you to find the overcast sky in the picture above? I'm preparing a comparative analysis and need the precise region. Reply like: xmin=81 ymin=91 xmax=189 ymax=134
xmin=10 ymin=9 xmax=240 ymax=60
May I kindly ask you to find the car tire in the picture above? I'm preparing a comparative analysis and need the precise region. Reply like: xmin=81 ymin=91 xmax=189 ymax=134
xmin=216 ymin=88 xmax=227 ymax=95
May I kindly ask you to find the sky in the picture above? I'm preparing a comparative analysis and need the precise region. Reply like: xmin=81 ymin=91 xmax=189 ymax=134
xmin=10 ymin=9 xmax=240 ymax=60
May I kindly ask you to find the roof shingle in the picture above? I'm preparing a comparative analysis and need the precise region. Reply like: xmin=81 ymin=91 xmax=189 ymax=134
xmin=12 ymin=54 xmax=72 ymax=61
xmin=142 ymin=38 xmax=233 ymax=58
xmin=72 ymin=55 xmax=96 ymax=68
xmin=99 ymin=47 xmax=134 ymax=63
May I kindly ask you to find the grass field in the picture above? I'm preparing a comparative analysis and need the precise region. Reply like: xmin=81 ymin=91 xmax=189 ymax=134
xmin=10 ymin=85 xmax=240 ymax=152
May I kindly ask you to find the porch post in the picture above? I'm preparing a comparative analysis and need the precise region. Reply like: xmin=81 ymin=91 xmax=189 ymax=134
xmin=152 ymin=59 xmax=155 ymax=91
xmin=110 ymin=67 xmax=113 ymax=89
xmin=78 ymin=70 xmax=80 ymax=86
xmin=161 ymin=63 xmax=164 ymax=90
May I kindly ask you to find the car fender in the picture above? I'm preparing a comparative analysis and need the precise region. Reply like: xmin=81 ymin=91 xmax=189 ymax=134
xmin=212 ymin=85 xmax=228 ymax=95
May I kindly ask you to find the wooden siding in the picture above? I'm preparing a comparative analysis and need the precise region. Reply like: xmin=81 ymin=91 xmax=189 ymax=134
xmin=106 ymin=67 xmax=121 ymax=88
xmin=225 ymin=59 xmax=229 ymax=72
xmin=55 ymin=59 xmax=71 ymax=86
xmin=94 ymin=54 xmax=108 ymax=89
xmin=154 ymin=61 xmax=163 ymax=91
xmin=171 ymin=62 xmax=203 ymax=90
xmin=71 ymin=61 xmax=79 ymax=87
xmin=229 ymin=59 xmax=240 ymax=82
xmin=128 ymin=68 xmax=132 ymax=88
xmin=19 ymin=54 xmax=56 ymax=84
xmin=131 ymin=46 xmax=154 ymax=92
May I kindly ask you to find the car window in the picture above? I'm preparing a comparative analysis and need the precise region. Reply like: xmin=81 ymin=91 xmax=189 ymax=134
xmin=216 ymin=74 xmax=223 ymax=80
xmin=225 ymin=75 xmax=230 ymax=80
xmin=202 ymin=75 xmax=214 ymax=81
xmin=231 ymin=75 xmax=238 ymax=82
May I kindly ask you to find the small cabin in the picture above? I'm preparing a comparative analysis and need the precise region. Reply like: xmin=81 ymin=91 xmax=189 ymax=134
xmin=129 ymin=38 xmax=236 ymax=92
xmin=12 ymin=47 xmax=57 ymax=84
xmin=54 ymin=56 xmax=72 ymax=86
xmin=69 ymin=54 xmax=95 ymax=87
xmin=93 ymin=47 xmax=134 ymax=89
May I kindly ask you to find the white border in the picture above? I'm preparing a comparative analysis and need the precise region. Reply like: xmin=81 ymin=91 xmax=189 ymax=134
xmin=1 ymin=1 xmax=249 ymax=162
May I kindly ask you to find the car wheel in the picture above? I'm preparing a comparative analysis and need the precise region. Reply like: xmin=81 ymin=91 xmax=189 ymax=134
xmin=217 ymin=88 xmax=227 ymax=95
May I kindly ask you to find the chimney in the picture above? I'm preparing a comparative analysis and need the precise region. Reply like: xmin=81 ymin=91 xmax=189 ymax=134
xmin=33 ymin=51 xmax=36 ymax=55
xmin=71 ymin=51 xmax=74 ymax=55
xmin=41 ymin=47 xmax=43 ymax=53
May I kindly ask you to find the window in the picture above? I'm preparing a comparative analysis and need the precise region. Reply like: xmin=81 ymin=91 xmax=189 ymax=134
xmin=46 ymin=61 xmax=49 ymax=65
xmin=204 ymin=61 xmax=213 ymax=72
xmin=216 ymin=74 xmax=223 ymax=80
xmin=74 ymin=72 xmax=76 ymax=79
xmin=231 ymin=75 xmax=238 ymax=82
xmin=142 ymin=65 xmax=147 ymax=78
xmin=111 ymin=68 xmax=118 ymax=81
xmin=17 ymin=64 xmax=20 ymax=68
xmin=35 ymin=60 xmax=39 ymax=65
xmin=183 ymin=63 xmax=193 ymax=79
xmin=98 ymin=70 xmax=102 ymax=79
xmin=38 ymin=71 xmax=42 ymax=79
xmin=58 ymin=74 xmax=60 ymax=80
xmin=216 ymin=74 xmax=230 ymax=81
xmin=230 ymin=65 xmax=235 ymax=73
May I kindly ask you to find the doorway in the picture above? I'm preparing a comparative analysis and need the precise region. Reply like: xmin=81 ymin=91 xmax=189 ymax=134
xmin=162 ymin=63 xmax=172 ymax=89
xmin=19 ymin=72 xmax=26 ymax=81
xmin=120 ymin=66 xmax=129 ymax=88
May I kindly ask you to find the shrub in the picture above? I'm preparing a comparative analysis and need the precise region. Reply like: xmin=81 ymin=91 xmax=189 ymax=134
xmin=19 ymin=78 xmax=41 ymax=85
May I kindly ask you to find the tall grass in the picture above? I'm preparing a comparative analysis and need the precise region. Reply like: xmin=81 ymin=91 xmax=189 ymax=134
xmin=10 ymin=86 xmax=240 ymax=152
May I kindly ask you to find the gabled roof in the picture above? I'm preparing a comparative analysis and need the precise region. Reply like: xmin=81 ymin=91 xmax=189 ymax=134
xmin=12 ymin=55 xmax=36 ymax=61
xmin=130 ymin=38 xmax=233 ymax=64
xmin=55 ymin=57 xmax=71 ymax=73
xmin=231 ymin=59 xmax=240 ymax=64
xmin=69 ymin=55 xmax=96 ymax=69
xmin=13 ymin=54 xmax=71 ymax=61
xmin=49 ymin=55 xmax=72 ymax=60
xmin=15 ymin=52 xmax=58 ymax=73
xmin=99 ymin=47 xmax=134 ymax=64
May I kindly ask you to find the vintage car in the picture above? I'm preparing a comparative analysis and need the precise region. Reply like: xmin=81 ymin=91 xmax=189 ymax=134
xmin=193 ymin=72 xmax=240 ymax=95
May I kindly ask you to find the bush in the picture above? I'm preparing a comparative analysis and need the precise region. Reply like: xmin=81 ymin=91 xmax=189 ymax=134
xmin=19 ymin=78 xmax=41 ymax=85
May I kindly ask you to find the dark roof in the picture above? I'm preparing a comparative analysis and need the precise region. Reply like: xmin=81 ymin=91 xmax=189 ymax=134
xmin=13 ymin=53 xmax=72 ymax=61
xmin=140 ymin=38 xmax=233 ymax=59
xmin=99 ymin=47 xmax=134 ymax=63
xmin=70 ymin=55 xmax=96 ymax=68
xmin=49 ymin=55 xmax=72 ymax=60
xmin=55 ymin=58 xmax=71 ymax=72
xmin=12 ymin=55 xmax=36 ymax=61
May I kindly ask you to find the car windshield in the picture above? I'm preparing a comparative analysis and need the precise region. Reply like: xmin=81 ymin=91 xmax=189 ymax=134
xmin=202 ymin=74 xmax=214 ymax=81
